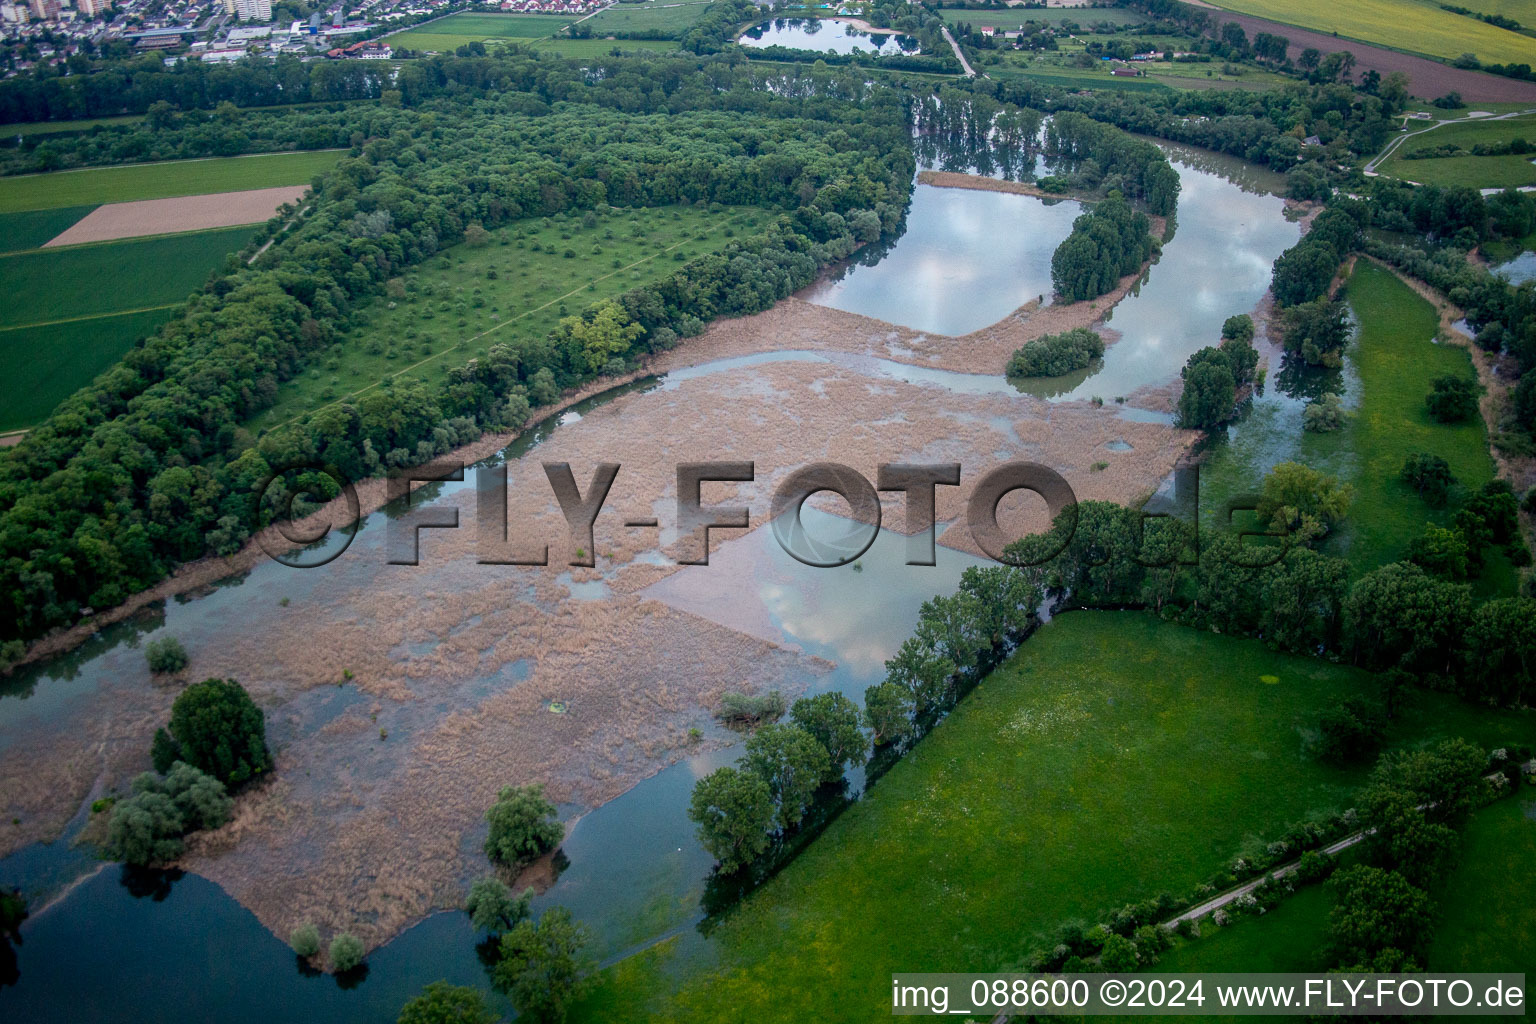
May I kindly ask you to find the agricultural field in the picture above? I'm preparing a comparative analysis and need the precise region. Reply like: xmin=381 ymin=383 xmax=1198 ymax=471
xmin=1378 ymin=113 xmax=1536 ymax=190
xmin=0 ymin=225 xmax=258 ymax=431
xmin=0 ymin=150 xmax=340 ymax=213
xmin=1198 ymin=0 xmax=1536 ymax=66
xmin=1199 ymin=262 xmax=1506 ymax=586
xmin=0 ymin=113 xmax=144 ymax=139
xmin=387 ymin=12 xmax=573 ymax=50
xmin=581 ymin=0 xmax=714 ymax=36
xmin=937 ymin=7 xmax=1149 ymax=29
xmin=571 ymin=612 xmax=1534 ymax=1023
xmin=987 ymin=61 xmax=1173 ymax=93
xmin=0 ymin=205 xmax=96 ymax=253
xmin=530 ymin=37 xmax=681 ymax=57
xmin=1430 ymin=794 xmax=1536 ymax=972
xmin=254 ymin=203 xmax=762 ymax=428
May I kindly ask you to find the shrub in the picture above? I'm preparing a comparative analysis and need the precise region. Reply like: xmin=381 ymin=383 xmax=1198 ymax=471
xmin=397 ymin=982 xmax=497 ymax=1024
xmin=484 ymin=784 xmax=564 ymax=868
xmin=1401 ymin=452 xmax=1457 ymax=507
xmin=1294 ymin=849 xmax=1337 ymax=884
xmin=329 ymin=932 xmax=365 ymax=972
xmin=102 ymin=762 xmax=232 ymax=865
xmin=290 ymin=922 xmax=321 ymax=957
xmin=466 ymin=876 xmax=532 ymax=934
xmin=1317 ymin=695 xmax=1387 ymax=764
xmin=715 ymin=690 xmax=785 ymax=726
xmin=144 ymin=636 xmax=189 ymax=674
xmin=1302 ymin=392 xmax=1346 ymax=432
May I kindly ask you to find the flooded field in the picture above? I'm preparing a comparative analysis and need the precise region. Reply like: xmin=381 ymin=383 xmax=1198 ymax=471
xmin=0 ymin=139 xmax=1299 ymax=1022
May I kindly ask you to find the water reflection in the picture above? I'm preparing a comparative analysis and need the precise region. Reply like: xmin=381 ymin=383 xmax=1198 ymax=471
xmin=737 ymin=18 xmax=920 ymax=55
xmin=801 ymin=184 xmax=1080 ymax=336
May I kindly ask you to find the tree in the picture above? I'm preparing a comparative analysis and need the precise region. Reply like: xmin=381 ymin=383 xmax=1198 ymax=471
xmin=862 ymin=681 xmax=914 ymax=747
xmin=330 ymin=932 xmax=365 ymax=972
xmin=687 ymin=765 xmax=775 ymax=873
xmin=484 ymin=784 xmax=564 ymax=868
xmin=1255 ymin=462 xmax=1353 ymax=544
xmin=1100 ymin=932 xmax=1139 ymax=971
xmin=397 ymin=982 xmax=497 ymax=1024
xmin=491 ymin=907 xmax=592 ymax=1024
xmin=556 ymin=301 xmax=643 ymax=375
xmin=466 ymin=876 xmax=532 ymax=934
xmin=144 ymin=636 xmax=188 ymax=674
xmin=1280 ymin=298 xmax=1349 ymax=365
xmin=1317 ymin=695 xmax=1386 ymax=764
xmin=789 ymin=692 xmax=867 ymax=781
xmin=1220 ymin=314 xmax=1255 ymax=345
xmin=1406 ymin=525 xmax=1469 ymax=579
xmin=1345 ymin=562 xmax=1471 ymax=676
xmin=1007 ymin=328 xmax=1104 ymax=378
xmin=103 ymin=763 xmax=232 ymax=865
xmin=1462 ymin=597 xmax=1536 ymax=705
xmin=290 ymin=922 xmax=321 ymax=958
xmin=1326 ymin=866 xmax=1434 ymax=967
xmin=1426 ymin=375 xmax=1478 ymax=423
xmin=1260 ymin=546 xmax=1348 ymax=653
xmin=1177 ymin=347 xmax=1237 ymax=430
xmin=742 ymin=723 xmax=830 ymax=831
xmin=1400 ymin=452 xmax=1456 ymax=507
xmin=1219 ymin=329 xmax=1259 ymax=389
xmin=160 ymin=678 xmax=271 ymax=787
xmin=1271 ymin=239 xmax=1338 ymax=307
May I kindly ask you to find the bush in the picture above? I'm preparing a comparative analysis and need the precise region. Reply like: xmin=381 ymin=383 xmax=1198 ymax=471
xmin=1006 ymin=328 xmax=1104 ymax=378
xmin=397 ymin=982 xmax=497 ymax=1024
xmin=1294 ymin=849 xmax=1337 ymax=884
xmin=484 ymin=784 xmax=564 ymax=868
xmin=329 ymin=932 xmax=365 ymax=972
xmin=491 ymin=907 xmax=592 ymax=1023
xmin=1317 ymin=695 xmax=1387 ymax=764
xmin=144 ymin=636 xmax=189 ymax=674
xmin=1177 ymin=347 xmax=1237 ymax=430
xmin=1426 ymin=375 xmax=1478 ymax=423
xmin=156 ymin=678 xmax=271 ymax=787
xmin=1401 ymin=452 xmax=1457 ymax=507
xmin=715 ymin=690 xmax=785 ymax=726
xmin=466 ymin=876 xmax=532 ymax=934
xmin=1302 ymin=392 xmax=1346 ymax=432
xmin=103 ymin=762 xmax=232 ymax=865
xmin=290 ymin=922 xmax=321 ymax=957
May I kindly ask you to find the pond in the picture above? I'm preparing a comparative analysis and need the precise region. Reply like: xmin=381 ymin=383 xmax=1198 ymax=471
xmin=737 ymin=18 xmax=920 ymax=56
xmin=1494 ymin=249 xmax=1536 ymax=286
xmin=800 ymin=184 xmax=1081 ymax=336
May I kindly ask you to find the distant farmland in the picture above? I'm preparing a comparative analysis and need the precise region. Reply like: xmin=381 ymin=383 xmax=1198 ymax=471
xmin=0 ymin=150 xmax=340 ymax=213
xmin=388 ymin=12 xmax=572 ymax=49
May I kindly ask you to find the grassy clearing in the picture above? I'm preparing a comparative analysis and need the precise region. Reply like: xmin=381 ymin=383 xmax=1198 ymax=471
xmin=582 ymin=1 xmax=713 ymax=35
xmin=1379 ymin=114 xmax=1536 ymax=190
xmin=0 ymin=113 xmax=145 ymax=138
xmin=1199 ymin=262 xmax=1504 ymax=587
xmin=0 ymin=225 xmax=256 ymax=329
xmin=0 ymin=205 xmax=96 ymax=253
xmin=254 ymin=203 xmax=763 ymax=429
xmin=937 ymin=8 xmax=1149 ymax=28
xmin=530 ymin=37 xmax=681 ymax=57
xmin=571 ymin=612 xmax=1534 ymax=1023
xmin=988 ymin=63 xmax=1172 ymax=93
xmin=0 ymin=307 xmax=173 ymax=432
xmin=0 ymin=150 xmax=340 ymax=213
xmin=1198 ymin=0 xmax=1536 ymax=65
xmin=1430 ymin=793 xmax=1536 ymax=972
xmin=389 ymin=12 xmax=570 ymax=47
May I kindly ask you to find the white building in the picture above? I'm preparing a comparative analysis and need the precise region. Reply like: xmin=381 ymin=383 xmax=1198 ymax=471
xmin=0 ymin=2 xmax=25 ymax=22
xmin=234 ymin=0 xmax=270 ymax=21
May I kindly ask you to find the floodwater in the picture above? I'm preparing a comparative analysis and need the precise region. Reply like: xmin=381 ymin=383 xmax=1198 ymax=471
xmin=801 ymin=184 xmax=1081 ymax=336
xmin=0 ymin=138 xmax=1298 ymax=1022
xmin=737 ymin=18 xmax=920 ymax=55
xmin=1494 ymin=250 xmax=1536 ymax=286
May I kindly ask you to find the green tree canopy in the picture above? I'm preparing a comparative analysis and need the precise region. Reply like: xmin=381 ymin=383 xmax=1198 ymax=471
xmin=491 ymin=907 xmax=592 ymax=1024
xmin=484 ymin=783 xmax=564 ymax=868
xmin=397 ymin=982 xmax=498 ymax=1024
xmin=688 ymin=764 xmax=775 ymax=873
xmin=157 ymin=678 xmax=271 ymax=787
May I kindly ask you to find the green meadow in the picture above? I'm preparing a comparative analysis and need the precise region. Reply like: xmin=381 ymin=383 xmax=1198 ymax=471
xmin=571 ymin=612 xmax=1534 ymax=1023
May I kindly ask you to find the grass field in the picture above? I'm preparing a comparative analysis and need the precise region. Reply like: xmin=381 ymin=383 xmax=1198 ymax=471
xmin=1430 ymin=792 xmax=1536 ymax=973
xmin=0 ymin=150 xmax=340 ymax=214
xmin=0 ymin=225 xmax=257 ymax=329
xmin=0 ymin=113 xmax=145 ymax=139
xmin=1199 ymin=0 xmax=1536 ymax=65
xmin=388 ymin=12 xmax=571 ymax=49
xmin=570 ymin=612 xmax=1535 ymax=1023
xmin=1379 ymin=114 xmax=1536 ymax=190
xmin=0 ymin=205 xmax=96 ymax=253
xmin=0 ymin=308 xmax=174 ymax=433
xmin=581 ymin=1 xmax=713 ymax=36
xmin=1199 ymin=262 xmax=1505 ymax=587
xmin=254 ymin=203 xmax=763 ymax=429
xmin=530 ymin=37 xmax=681 ymax=57
xmin=988 ymin=63 xmax=1172 ymax=93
